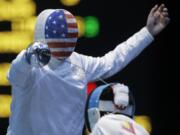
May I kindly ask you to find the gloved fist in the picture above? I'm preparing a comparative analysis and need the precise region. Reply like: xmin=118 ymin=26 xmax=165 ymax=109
xmin=112 ymin=83 xmax=129 ymax=110
xmin=25 ymin=42 xmax=51 ymax=68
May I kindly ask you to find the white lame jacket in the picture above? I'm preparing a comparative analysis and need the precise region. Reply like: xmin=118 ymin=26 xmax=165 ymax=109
xmin=7 ymin=27 xmax=153 ymax=135
xmin=92 ymin=114 xmax=149 ymax=135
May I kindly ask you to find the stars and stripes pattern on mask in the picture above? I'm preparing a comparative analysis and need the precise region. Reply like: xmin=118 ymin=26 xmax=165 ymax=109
xmin=45 ymin=9 xmax=78 ymax=59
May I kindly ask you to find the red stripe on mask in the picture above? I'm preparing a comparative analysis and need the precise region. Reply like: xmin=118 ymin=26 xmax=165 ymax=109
xmin=48 ymin=42 xmax=76 ymax=48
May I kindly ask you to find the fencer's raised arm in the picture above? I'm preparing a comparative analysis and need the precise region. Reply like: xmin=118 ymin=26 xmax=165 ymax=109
xmin=8 ymin=42 xmax=50 ymax=88
xmin=74 ymin=4 xmax=170 ymax=82
xmin=75 ymin=27 xmax=153 ymax=82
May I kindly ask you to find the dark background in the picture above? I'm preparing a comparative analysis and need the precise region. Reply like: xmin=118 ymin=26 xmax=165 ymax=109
xmin=0 ymin=0 xmax=177 ymax=134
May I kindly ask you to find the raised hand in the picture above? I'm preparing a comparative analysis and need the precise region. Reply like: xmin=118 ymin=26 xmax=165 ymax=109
xmin=26 ymin=42 xmax=51 ymax=67
xmin=146 ymin=4 xmax=170 ymax=36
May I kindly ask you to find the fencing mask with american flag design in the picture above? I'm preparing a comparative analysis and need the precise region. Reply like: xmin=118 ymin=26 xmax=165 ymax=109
xmin=34 ymin=9 xmax=78 ymax=60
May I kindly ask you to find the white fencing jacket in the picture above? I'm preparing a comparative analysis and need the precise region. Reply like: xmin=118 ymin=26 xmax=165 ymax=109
xmin=7 ymin=27 xmax=153 ymax=135
xmin=92 ymin=114 xmax=149 ymax=135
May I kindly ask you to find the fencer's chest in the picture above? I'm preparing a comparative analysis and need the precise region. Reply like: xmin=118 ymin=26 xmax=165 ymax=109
xmin=41 ymin=64 xmax=87 ymax=90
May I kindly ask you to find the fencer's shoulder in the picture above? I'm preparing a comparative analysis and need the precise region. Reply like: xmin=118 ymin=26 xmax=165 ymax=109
xmin=69 ymin=52 xmax=92 ymax=63
xmin=100 ymin=114 xmax=133 ymax=123
xmin=70 ymin=51 xmax=81 ymax=58
xmin=69 ymin=52 xmax=80 ymax=61
xmin=68 ymin=52 xmax=85 ymax=66
xmin=70 ymin=51 xmax=88 ymax=58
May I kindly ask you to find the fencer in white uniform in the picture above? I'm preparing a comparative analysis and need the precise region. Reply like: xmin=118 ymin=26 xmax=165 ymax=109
xmin=92 ymin=114 xmax=149 ymax=135
xmin=6 ymin=4 xmax=169 ymax=135
xmin=86 ymin=83 xmax=149 ymax=135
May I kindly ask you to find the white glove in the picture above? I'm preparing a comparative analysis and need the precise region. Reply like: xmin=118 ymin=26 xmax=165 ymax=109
xmin=112 ymin=83 xmax=129 ymax=109
xmin=25 ymin=42 xmax=51 ymax=68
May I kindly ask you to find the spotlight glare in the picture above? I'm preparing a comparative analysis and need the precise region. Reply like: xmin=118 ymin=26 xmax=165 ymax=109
xmin=76 ymin=16 xmax=85 ymax=37
xmin=84 ymin=16 xmax=100 ymax=38
xmin=60 ymin=0 xmax=81 ymax=6
xmin=0 ymin=95 xmax=12 ymax=118
xmin=134 ymin=115 xmax=152 ymax=133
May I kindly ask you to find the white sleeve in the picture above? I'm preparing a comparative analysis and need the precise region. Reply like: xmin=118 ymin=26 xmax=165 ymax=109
xmin=78 ymin=27 xmax=154 ymax=82
xmin=7 ymin=50 xmax=34 ymax=88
